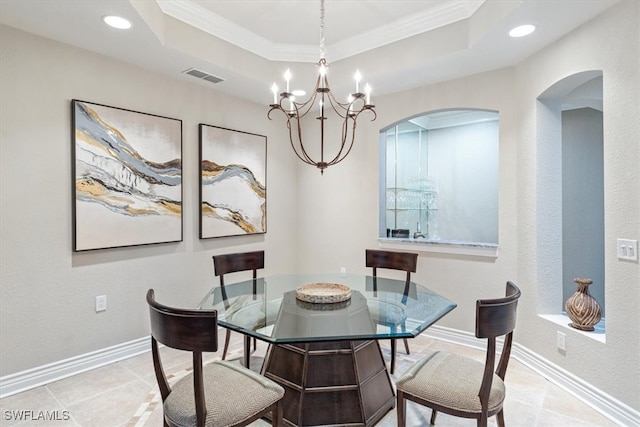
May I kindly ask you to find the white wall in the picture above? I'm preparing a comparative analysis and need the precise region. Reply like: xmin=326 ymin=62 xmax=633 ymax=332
xmin=1 ymin=0 xmax=638 ymax=414
xmin=0 ymin=25 xmax=297 ymax=376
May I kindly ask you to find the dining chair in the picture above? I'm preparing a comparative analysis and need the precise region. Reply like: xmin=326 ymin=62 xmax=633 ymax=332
xmin=365 ymin=249 xmax=418 ymax=374
xmin=213 ymin=250 xmax=264 ymax=368
xmin=146 ymin=289 xmax=284 ymax=427
xmin=395 ymin=281 xmax=521 ymax=427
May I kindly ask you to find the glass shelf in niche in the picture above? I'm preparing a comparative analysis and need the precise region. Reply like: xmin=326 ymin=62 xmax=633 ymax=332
xmin=385 ymin=188 xmax=437 ymax=210
xmin=386 ymin=187 xmax=438 ymax=240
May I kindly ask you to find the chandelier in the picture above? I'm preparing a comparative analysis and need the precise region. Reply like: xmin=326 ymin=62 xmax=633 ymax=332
xmin=267 ymin=0 xmax=376 ymax=174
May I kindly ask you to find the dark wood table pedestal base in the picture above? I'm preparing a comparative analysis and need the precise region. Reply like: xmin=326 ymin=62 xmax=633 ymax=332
xmin=261 ymin=340 xmax=395 ymax=426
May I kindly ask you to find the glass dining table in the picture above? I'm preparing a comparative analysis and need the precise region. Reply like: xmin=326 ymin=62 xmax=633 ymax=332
xmin=198 ymin=273 xmax=456 ymax=427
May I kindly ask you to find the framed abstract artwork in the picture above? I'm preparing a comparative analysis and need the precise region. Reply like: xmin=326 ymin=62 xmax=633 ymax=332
xmin=71 ymin=100 xmax=182 ymax=251
xmin=199 ymin=124 xmax=267 ymax=239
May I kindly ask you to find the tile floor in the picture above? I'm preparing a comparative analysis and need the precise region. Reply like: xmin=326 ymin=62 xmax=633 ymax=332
xmin=0 ymin=332 xmax=617 ymax=426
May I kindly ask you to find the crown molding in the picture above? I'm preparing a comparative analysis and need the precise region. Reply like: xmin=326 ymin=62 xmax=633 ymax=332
xmin=156 ymin=0 xmax=483 ymax=63
xmin=329 ymin=0 xmax=483 ymax=62
xmin=157 ymin=0 xmax=317 ymax=62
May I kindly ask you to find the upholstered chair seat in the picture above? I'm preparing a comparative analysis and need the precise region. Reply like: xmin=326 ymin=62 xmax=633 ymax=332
xmin=164 ymin=361 xmax=284 ymax=427
xmin=367 ymin=300 xmax=407 ymax=328
xmin=396 ymin=351 xmax=505 ymax=415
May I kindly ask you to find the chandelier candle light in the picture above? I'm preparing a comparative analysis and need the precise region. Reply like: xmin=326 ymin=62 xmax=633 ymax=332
xmin=268 ymin=0 xmax=376 ymax=174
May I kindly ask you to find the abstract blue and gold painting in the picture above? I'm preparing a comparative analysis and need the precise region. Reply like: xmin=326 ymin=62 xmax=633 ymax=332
xmin=199 ymin=124 xmax=266 ymax=238
xmin=72 ymin=100 xmax=182 ymax=251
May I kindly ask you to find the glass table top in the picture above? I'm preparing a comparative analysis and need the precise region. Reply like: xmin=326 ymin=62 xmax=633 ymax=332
xmin=198 ymin=273 xmax=456 ymax=344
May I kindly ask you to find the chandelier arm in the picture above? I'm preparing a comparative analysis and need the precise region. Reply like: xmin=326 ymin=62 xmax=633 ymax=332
xmin=328 ymin=91 xmax=351 ymax=111
xmin=286 ymin=115 xmax=316 ymax=166
xmin=291 ymin=110 xmax=321 ymax=165
xmin=294 ymin=92 xmax=319 ymax=119
xmin=327 ymin=115 xmax=356 ymax=166
xmin=325 ymin=88 xmax=370 ymax=119
xmin=268 ymin=96 xmax=300 ymax=118
xmin=267 ymin=103 xmax=291 ymax=120
xmin=325 ymin=97 xmax=349 ymax=119
xmin=323 ymin=76 xmax=350 ymax=118
xmin=297 ymin=72 xmax=325 ymax=118
xmin=327 ymin=106 xmax=374 ymax=166
xmin=366 ymin=107 xmax=378 ymax=122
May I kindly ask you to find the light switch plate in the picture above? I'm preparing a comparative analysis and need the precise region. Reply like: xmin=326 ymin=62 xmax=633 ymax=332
xmin=617 ymin=239 xmax=638 ymax=261
xmin=557 ymin=331 xmax=566 ymax=352
xmin=96 ymin=295 xmax=107 ymax=312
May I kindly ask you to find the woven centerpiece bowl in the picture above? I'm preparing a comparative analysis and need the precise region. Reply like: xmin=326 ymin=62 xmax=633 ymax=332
xmin=295 ymin=283 xmax=352 ymax=304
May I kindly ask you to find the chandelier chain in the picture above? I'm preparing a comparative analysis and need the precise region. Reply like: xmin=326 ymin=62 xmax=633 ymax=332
xmin=319 ymin=0 xmax=325 ymax=59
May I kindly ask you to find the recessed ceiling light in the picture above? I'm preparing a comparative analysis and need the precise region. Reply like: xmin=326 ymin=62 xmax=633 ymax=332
xmin=509 ymin=24 xmax=536 ymax=38
xmin=102 ymin=15 xmax=132 ymax=30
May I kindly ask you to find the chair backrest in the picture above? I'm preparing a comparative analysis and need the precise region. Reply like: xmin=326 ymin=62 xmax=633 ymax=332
xmin=213 ymin=250 xmax=265 ymax=287
xmin=474 ymin=281 xmax=521 ymax=416
xmin=475 ymin=281 xmax=521 ymax=339
xmin=147 ymin=289 xmax=219 ymax=422
xmin=147 ymin=289 xmax=218 ymax=352
xmin=365 ymin=249 xmax=418 ymax=282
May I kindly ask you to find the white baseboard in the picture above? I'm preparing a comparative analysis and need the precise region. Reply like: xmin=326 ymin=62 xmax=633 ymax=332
xmin=424 ymin=325 xmax=640 ymax=427
xmin=2 ymin=330 xmax=639 ymax=426
xmin=0 ymin=337 xmax=149 ymax=399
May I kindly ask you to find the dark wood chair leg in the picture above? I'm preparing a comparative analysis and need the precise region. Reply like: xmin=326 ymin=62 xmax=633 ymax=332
xmin=403 ymin=337 xmax=410 ymax=354
xmin=222 ymin=329 xmax=231 ymax=360
xmin=243 ymin=335 xmax=251 ymax=368
xmin=430 ymin=409 xmax=437 ymax=425
xmin=390 ymin=339 xmax=397 ymax=374
xmin=272 ymin=401 xmax=283 ymax=426
xmin=396 ymin=390 xmax=406 ymax=427
xmin=496 ymin=409 xmax=505 ymax=427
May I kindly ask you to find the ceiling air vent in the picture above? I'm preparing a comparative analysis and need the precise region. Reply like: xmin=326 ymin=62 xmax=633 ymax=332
xmin=182 ymin=68 xmax=224 ymax=84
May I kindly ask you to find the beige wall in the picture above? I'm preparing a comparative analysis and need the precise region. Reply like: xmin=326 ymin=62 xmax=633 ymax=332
xmin=516 ymin=0 xmax=639 ymax=409
xmin=1 ymin=0 xmax=638 ymax=412
xmin=0 ymin=25 xmax=298 ymax=375
xmin=295 ymin=0 xmax=639 ymax=411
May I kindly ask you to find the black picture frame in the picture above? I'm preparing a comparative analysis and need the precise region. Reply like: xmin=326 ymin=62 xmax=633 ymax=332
xmin=199 ymin=124 xmax=267 ymax=239
xmin=71 ymin=100 xmax=183 ymax=251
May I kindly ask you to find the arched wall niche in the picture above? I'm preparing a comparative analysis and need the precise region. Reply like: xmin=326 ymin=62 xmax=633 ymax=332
xmin=378 ymin=108 xmax=499 ymax=248
xmin=536 ymin=70 xmax=605 ymax=329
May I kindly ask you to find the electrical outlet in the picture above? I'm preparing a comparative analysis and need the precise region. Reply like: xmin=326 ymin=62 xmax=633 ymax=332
xmin=557 ymin=331 xmax=566 ymax=352
xmin=617 ymin=239 xmax=638 ymax=261
xmin=340 ymin=267 xmax=347 ymax=276
xmin=96 ymin=295 xmax=107 ymax=312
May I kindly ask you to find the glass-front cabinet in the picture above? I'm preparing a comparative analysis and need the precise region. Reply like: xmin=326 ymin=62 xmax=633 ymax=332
xmin=386 ymin=186 xmax=437 ymax=239
xmin=381 ymin=110 xmax=499 ymax=245
xmin=384 ymin=123 xmax=438 ymax=239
